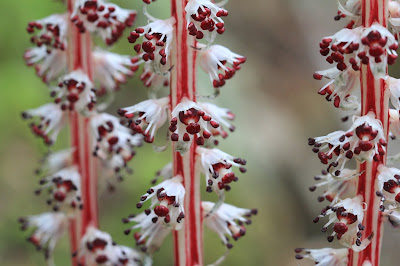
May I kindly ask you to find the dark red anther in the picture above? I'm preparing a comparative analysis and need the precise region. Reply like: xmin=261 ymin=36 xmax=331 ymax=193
xmin=154 ymin=205 xmax=169 ymax=217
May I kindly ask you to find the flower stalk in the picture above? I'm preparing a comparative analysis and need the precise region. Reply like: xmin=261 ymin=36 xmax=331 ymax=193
xmin=67 ymin=1 xmax=98 ymax=263
xmin=298 ymin=0 xmax=400 ymax=265
xmin=170 ymin=0 xmax=203 ymax=265
xmin=349 ymin=1 xmax=389 ymax=265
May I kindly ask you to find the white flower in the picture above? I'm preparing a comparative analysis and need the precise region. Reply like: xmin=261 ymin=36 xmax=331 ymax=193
xmin=384 ymin=208 xmax=400 ymax=228
xmin=185 ymin=0 xmax=228 ymax=42
xmin=36 ymin=148 xmax=75 ymax=176
xmin=197 ymin=147 xmax=246 ymax=193
xmin=335 ymin=0 xmax=361 ymax=26
xmin=135 ymin=176 xmax=185 ymax=227
xmin=27 ymin=13 xmax=68 ymax=51
xmin=295 ymin=247 xmax=349 ymax=266
xmin=91 ymin=113 xmax=143 ymax=173
xmin=151 ymin=162 xmax=173 ymax=184
xmin=19 ymin=212 xmax=68 ymax=260
xmin=389 ymin=108 xmax=400 ymax=139
xmin=310 ymin=169 xmax=359 ymax=205
xmin=118 ymin=97 xmax=170 ymax=143
xmin=199 ymin=44 xmax=246 ymax=88
xmin=314 ymin=67 xmax=359 ymax=111
xmin=123 ymin=211 xmax=172 ymax=254
xmin=79 ymin=227 xmax=113 ymax=264
xmin=314 ymin=195 xmax=372 ymax=250
xmin=24 ymin=47 xmax=67 ymax=83
xmin=309 ymin=113 xmax=386 ymax=173
xmin=139 ymin=61 xmax=170 ymax=89
xmin=51 ymin=70 xmax=96 ymax=112
xmin=198 ymin=102 xmax=235 ymax=138
xmin=319 ymin=24 xmax=398 ymax=78
xmin=93 ymin=49 xmax=139 ymax=93
xmin=71 ymin=0 xmax=136 ymax=46
xmin=389 ymin=0 xmax=400 ymax=39
xmin=376 ymin=164 xmax=400 ymax=206
xmin=37 ymin=167 xmax=82 ymax=212
xmin=22 ymin=103 xmax=66 ymax=145
xmin=79 ymin=227 xmax=142 ymax=265
xmin=128 ymin=12 xmax=175 ymax=71
xmin=170 ymin=97 xmax=222 ymax=154
xmin=387 ymin=77 xmax=400 ymax=111
xmin=202 ymin=201 xmax=256 ymax=249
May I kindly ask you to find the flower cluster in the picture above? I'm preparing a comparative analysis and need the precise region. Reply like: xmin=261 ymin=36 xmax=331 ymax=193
xmin=20 ymin=0 xmax=143 ymax=264
xmin=309 ymin=113 xmax=386 ymax=175
xmin=79 ymin=227 xmax=142 ymax=265
xmin=71 ymin=0 xmax=136 ymax=45
xmin=300 ymin=0 xmax=400 ymax=264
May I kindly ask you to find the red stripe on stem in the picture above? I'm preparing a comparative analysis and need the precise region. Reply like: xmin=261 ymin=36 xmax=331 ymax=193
xmin=349 ymin=1 xmax=389 ymax=265
xmin=170 ymin=0 xmax=202 ymax=265
xmin=67 ymin=1 xmax=97 ymax=265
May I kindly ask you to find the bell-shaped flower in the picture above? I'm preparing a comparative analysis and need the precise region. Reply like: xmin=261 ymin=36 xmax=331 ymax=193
xmin=91 ymin=113 xmax=143 ymax=173
xmin=389 ymin=0 xmax=400 ymax=39
xmin=18 ymin=212 xmax=68 ymax=261
xmin=35 ymin=148 xmax=75 ymax=176
xmin=295 ymin=247 xmax=349 ymax=266
xmin=134 ymin=176 xmax=185 ymax=227
xmin=199 ymin=44 xmax=246 ymax=88
xmin=376 ymin=164 xmax=400 ymax=208
xmin=309 ymin=113 xmax=386 ymax=174
xmin=51 ymin=70 xmax=96 ymax=112
xmin=335 ymin=0 xmax=361 ymax=27
xmin=387 ymin=77 xmax=400 ymax=111
xmin=24 ymin=47 xmax=67 ymax=83
xmin=185 ymin=0 xmax=228 ymax=42
xmin=202 ymin=201 xmax=257 ymax=249
xmin=118 ymin=97 xmax=170 ymax=143
xmin=383 ymin=207 xmax=400 ymax=228
xmin=122 ymin=211 xmax=171 ymax=254
xmin=79 ymin=227 xmax=113 ymax=264
xmin=71 ymin=0 xmax=136 ymax=46
xmin=27 ymin=13 xmax=68 ymax=51
xmin=320 ymin=24 xmax=398 ymax=78
xmin=139 ymin=61 xmax=170 ymax=89
xmin=93 ymin=49 xmax=139 ymax=94
xmin=197 ymin=147 xmax=246 ymax=193
xmin=309 ymin=169 xmax=360 ymax=205
xmin=314 ymin=67 xmax=360 ymax=111
xmin=151 ymin=162 xmax=173 ymax=184
xmin=198 ymin=102 xmax=235 ymax=138
xmin=313 ymin=195 xmax=372 ymax=250
xmin=36 ymin=167 xmax=82 ymax=212
xmin=79 ymin=226 xmax=142 ymax=265
xmin=127 ymin=11 xmax=175 ymax=71
xmin=170 ymin=97 xmax=222 ymax=153
xmin=22 ymin=103 xmax=66 ymax=145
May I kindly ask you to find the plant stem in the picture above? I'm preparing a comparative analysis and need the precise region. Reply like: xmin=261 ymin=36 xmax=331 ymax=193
xmin=170 ymin=0 xmax=203 ymax=265
xmin=348 ymin=1 xmax=389 ymax=265
xmin=67 ymin=0 xmax=98 ymax=263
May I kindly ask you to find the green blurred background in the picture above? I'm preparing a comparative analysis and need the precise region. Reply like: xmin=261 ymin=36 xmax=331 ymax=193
xmin=1 ymin=0 xmax=400 ymax=265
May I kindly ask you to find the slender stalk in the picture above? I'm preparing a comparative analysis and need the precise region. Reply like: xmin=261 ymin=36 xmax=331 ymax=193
xmin=348 ymin=1 xmax=389 ymax=265
xmin=67 ymin=0 xmax=98 ymax=262
xmin=170 ymin=0 xmax=203 ymax=265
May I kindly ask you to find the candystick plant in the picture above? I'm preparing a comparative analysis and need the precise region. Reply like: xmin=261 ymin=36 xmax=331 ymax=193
xmin=19 ymin=0 xmax=256 ymax=265
xmin=295 ymin=0 xmax=400 ymax=265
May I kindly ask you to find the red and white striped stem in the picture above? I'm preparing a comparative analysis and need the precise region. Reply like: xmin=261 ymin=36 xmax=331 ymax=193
xmin=170 ymin=0 xmax=203 ymax=265
xmin=348 ymin=1 xmax=389 ymax=265
xmin=67 ymin=0 xmax=98 ymax=264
